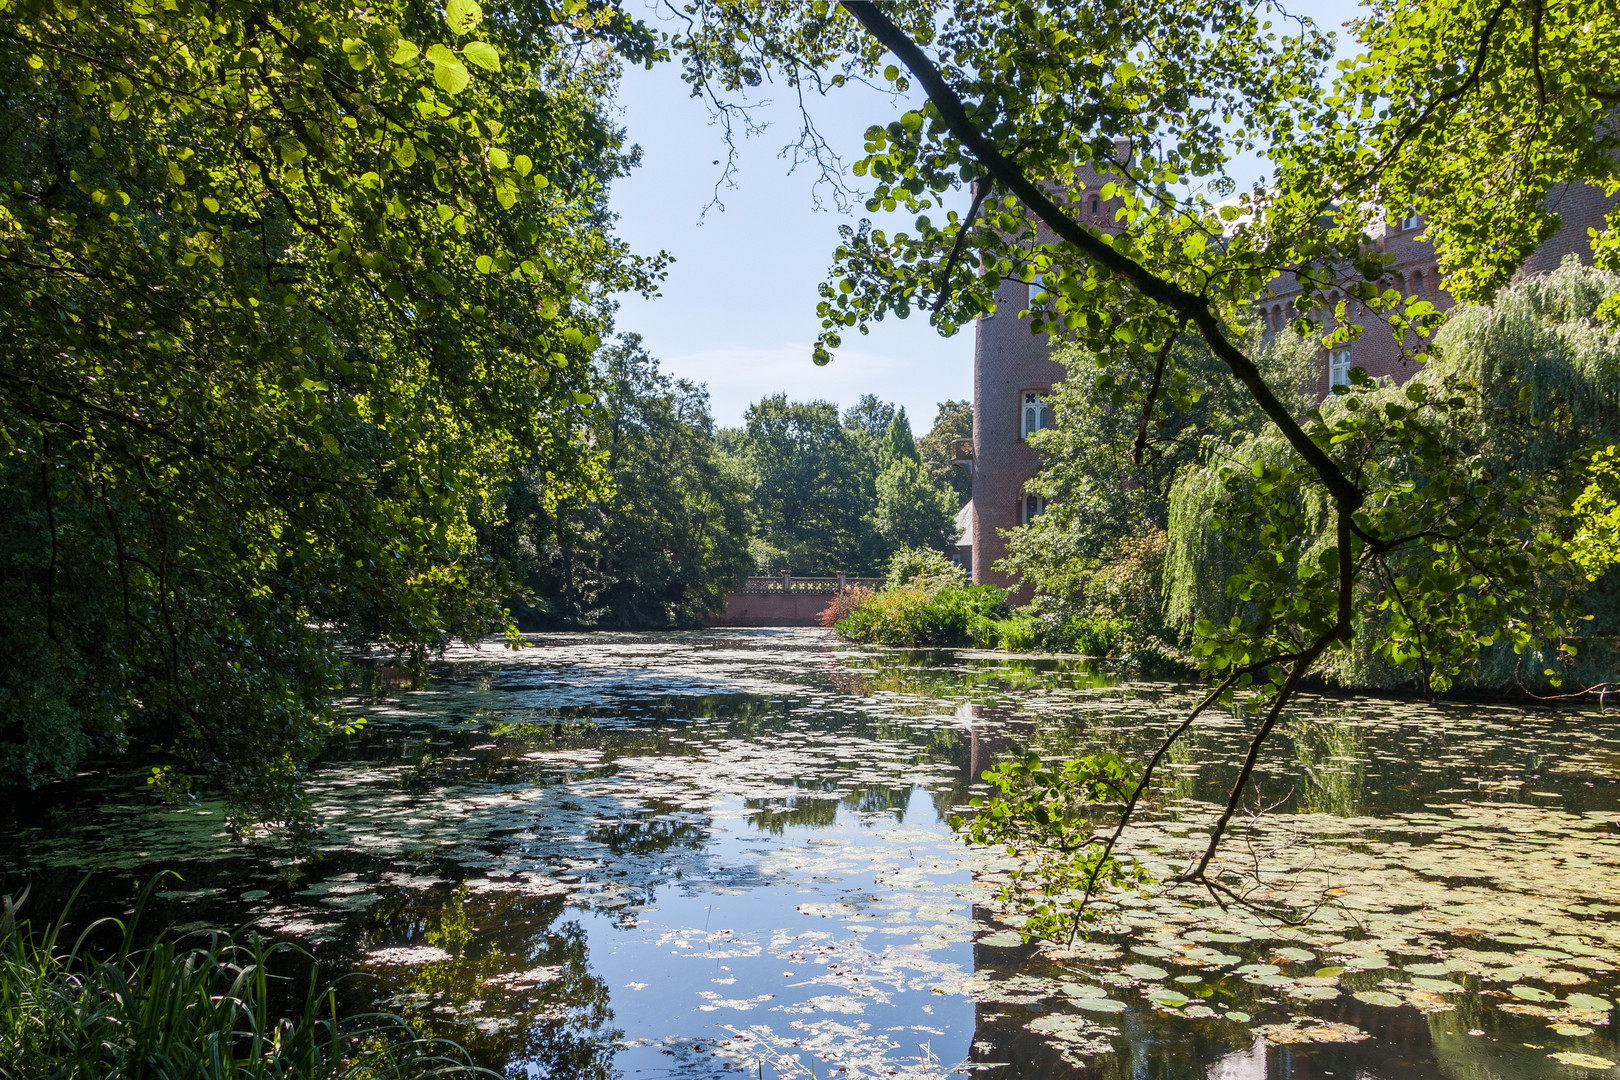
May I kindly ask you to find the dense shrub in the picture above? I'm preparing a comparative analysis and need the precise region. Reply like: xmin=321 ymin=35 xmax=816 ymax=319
xmin=884 ymin=546 xmax=966 ymax=589
xmin=834 ymin=582 xmax=1008 ymax=646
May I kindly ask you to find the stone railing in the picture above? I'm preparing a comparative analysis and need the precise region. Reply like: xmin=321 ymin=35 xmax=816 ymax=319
xmin=739 ymin=573 xmax=884 ymax=595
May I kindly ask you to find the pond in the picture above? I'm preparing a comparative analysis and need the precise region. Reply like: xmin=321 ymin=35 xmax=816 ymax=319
xmin=4 ymin=628 xmax=1620 ymax=1079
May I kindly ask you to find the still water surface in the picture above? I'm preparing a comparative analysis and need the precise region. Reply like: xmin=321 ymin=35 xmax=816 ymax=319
xmin=5 ymin=629 xmax=1620 ymax=1079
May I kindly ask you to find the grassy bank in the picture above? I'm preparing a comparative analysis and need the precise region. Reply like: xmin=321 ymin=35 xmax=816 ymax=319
xmin=0 ymin=879 xmax=484 ymax=1079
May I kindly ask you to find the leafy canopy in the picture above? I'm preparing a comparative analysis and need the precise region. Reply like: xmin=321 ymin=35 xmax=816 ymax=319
xmin=0 ymin=0 xmax=660 ymax=827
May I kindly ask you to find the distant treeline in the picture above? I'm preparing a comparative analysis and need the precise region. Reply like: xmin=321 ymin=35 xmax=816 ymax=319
xmin=493 ymin=334 xmax=972 ymax=630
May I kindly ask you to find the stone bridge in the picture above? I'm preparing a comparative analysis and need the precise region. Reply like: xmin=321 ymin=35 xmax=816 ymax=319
xmin=706 ymin=573 xmax=883 ymax=627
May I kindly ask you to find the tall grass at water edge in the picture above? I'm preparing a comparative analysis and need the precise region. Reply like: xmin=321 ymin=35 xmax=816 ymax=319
xmin=0 ymin=877 xmax=488 ymax=1080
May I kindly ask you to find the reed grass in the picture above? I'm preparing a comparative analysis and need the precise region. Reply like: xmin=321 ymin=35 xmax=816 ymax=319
xmin=0 ymin=876 xmax=490 ymax=1079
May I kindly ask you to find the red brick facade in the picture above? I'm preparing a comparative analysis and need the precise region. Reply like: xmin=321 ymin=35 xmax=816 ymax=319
xmin=1259 ymin=181 xmax=1615 ymax=396
xmin=969 ymin=179 xmax=1616 ymax=588
xmin=969 ymin=163 xmax=1126 ymax=588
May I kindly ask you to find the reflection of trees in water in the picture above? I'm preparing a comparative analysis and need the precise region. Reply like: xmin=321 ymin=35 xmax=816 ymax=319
xmin=587 ymin=814 xmax=709 ymax=855
xmin=356 ymin=886 xmax=620 ymax=1080
xmin=1283 ymin=712 xmax=1366 ymax=817
xmin=825 ymin=651 xmax=1122 ymax=703
xmin=1162 ymin=730 xmax=1204 ymax=810
xmin=744 ymin=783 xmax=920 ymax=832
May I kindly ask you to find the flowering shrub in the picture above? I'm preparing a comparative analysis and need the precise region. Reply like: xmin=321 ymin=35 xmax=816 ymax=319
xmin=817 ymin=586 xmax=876 ymax=628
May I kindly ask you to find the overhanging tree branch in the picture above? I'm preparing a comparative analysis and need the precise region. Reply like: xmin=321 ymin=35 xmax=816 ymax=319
xmin=837 ymin=0 xmax=1364 ymax=516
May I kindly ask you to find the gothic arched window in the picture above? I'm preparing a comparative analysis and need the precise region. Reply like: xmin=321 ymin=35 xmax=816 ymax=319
xmin=1022 ymin=391 xmax=1051 ymax=439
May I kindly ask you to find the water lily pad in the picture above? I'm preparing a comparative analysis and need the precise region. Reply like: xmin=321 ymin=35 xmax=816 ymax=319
xmin=979 ymin=930 xmax=1025 ymax=947
xmin=1072 ymin=996 xmax=1128 ymax=1014
xmin=1063 ymin=983 xmax=1110 ymax=1000
xmin=1344 ymin=955 xmax=1390 ymax=970
xmin=1288 ymin=985 xmax=1339 ymax=1001
xmin=1255 ymin=1021 xmax=1368 ymax=1045
xmin=1566 ymin=993 xmax=1613 ymax=1012
xmin=1406 ymin=962 xmax=1450 ymax=976
xmin=1124 ymin=964 xmax=1169 ymax=981
xmin=1148 ymin=989 xmax=1190 ymax=1008
xmin=1551 ymin=1024 xmax=1594 ymax=1037
xmin=1354 ymin=991 xmax=1405 ymax=1007
xmin=1548 ymin=1052 xmax=1615 ymax=1069
xmin=1173 ymin=974 xmax=1203 ymax=984
xmin=1225 ymin=1011 xmax=1252 ymax=1023
xmin=1315 ymin=966 xmax=1345 ymax=977
xmin=1274 ymin=947 xmax=1316 ymax=963
xmin=1512 ymin=985 xmax=1558 ymax=1002
xmin=1410 ymin=977 xmax=1467 ymax=994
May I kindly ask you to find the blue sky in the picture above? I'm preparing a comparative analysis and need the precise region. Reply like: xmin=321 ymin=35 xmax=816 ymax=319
xmin=606 ymin=48 xmax=974 ymax=430
xmin=604 ymin=0 xmax=1358 ymax=430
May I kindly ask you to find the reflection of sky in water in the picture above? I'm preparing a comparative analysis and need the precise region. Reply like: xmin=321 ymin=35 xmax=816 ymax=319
xmin=3 ymin=628 xmax=1620 ymax=1079
xmin=579 ymin=789 xmax=979 ymax=1078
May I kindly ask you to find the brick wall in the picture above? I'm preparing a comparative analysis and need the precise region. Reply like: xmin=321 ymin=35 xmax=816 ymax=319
xmin=1259 ymin=181 xmax=1615 ymax=397
xmin=970 ymin=163 xmax=1125 ymax=590
xmin=969 ymin=176 xmax=1616 ymax=587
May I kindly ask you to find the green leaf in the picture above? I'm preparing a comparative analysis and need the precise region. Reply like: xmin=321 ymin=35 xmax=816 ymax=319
xmin=391 ymin=39 xmax=420 ymax=65
xmin=393 ymin=140 xmax=417 ymax=168
xmin=462 ymin=40 xmax=500 ymax=71
xmin=424 ymin=45 xmax=471 ymax=94
xmin=444 ymin=0 xmax=482 ymax=34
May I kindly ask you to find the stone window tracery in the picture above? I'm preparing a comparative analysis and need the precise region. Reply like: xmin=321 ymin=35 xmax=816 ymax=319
xmin=1022 ymin=392 xmax=1052 ymax=439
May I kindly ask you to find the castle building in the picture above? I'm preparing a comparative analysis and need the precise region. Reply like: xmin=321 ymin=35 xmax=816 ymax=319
xmin=963 ymin=177 xmax=1615 ymax=589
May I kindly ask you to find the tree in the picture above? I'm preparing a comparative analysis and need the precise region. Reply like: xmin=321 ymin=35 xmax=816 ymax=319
xmin=669 ymin=0 xmax=1620 ymax=930
xmin=1167 ymin=259 xmax=1620 ymax=692
xmin=999 ymin=322 xmax=1315 ymax=646
xmin=496 ymin=336 xmax=753 ymax=629
xmin=915 ymin=399 xmax=973 ymax=508
xmin=841 ymin=393 xmax=897 ymax=455
xmin=0 ymin=0 xmax=659 ymax=829
xmin=731 ymin=395 xmax=876 ymax=575
xmin=872 ymin=410 xmax=958 ymax=552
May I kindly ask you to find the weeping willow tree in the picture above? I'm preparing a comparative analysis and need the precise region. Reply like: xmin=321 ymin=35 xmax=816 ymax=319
xmin=1000 ymin=318 xmax=1315 ymax=658
xmin=658 ymin=0 xmax=1620 ymax=937
xmin=1167 ymin=258 xmax=1620 ymax=692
